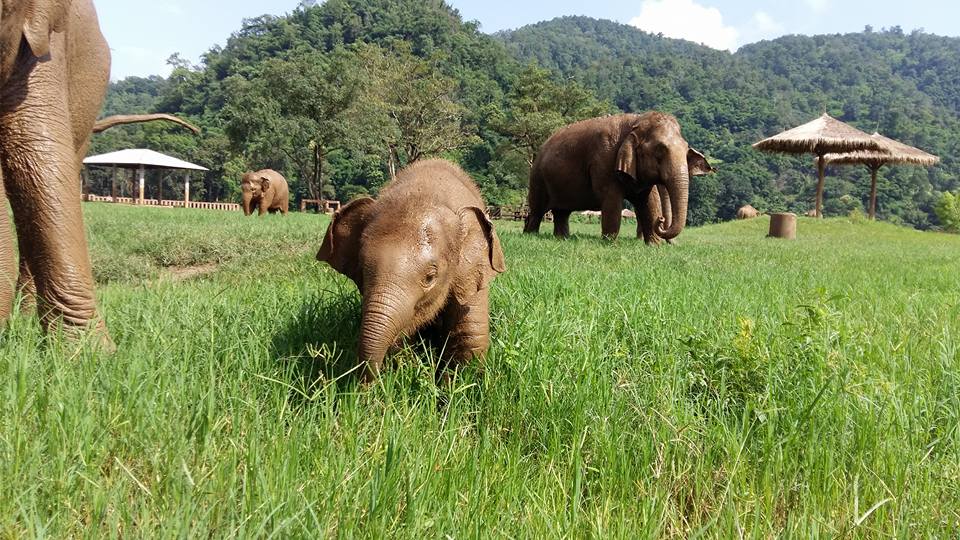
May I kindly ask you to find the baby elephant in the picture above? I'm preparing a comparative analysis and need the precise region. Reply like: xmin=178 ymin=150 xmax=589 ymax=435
xmin=241 ymin=170 xmax=289 ymax=216
xmin=317 ymin=159 xmax=506 ymax=382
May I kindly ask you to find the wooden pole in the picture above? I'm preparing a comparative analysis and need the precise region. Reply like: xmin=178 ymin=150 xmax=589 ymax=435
xmin=815 ymin=154 xmax=826 ymax=218
xmin=869 ymin=166 xmax=879 ymax=220
xmin=184 ymin=173 xmax=190 ymax=208
xmin=138 ymin=165 xmax=146 ymax=205
xmin=111 ymin=166 xmax=117 ymax=202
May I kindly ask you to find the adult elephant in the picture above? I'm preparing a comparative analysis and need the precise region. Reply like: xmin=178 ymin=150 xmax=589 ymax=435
xmin=524 ymin=112 xmax=712 ymax=242
xmin=0 ymin=0 xmax=198 ymax=346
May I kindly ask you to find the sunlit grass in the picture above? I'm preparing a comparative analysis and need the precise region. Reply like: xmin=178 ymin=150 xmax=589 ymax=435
xmin=1 ymin=203 xmax=958 ymax=537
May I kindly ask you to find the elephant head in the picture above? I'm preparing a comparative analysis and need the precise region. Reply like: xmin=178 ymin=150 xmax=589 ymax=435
xmin=317 ymin=198 xmax=505 ymax=379
xmin=616 ymin=115 xmax=712 ymax=240
xmin=240 ymin=171 xmax=271 ymax=216
xmin=0 ymin=1 xmax=70 ymax=82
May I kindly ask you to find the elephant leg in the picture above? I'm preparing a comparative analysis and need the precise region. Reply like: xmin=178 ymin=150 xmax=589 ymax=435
xmin=0 ymin=180 xmax=14 ymax=323
xmin=0 ymin=75 xmax=112 ymax=348
xmin=552 ymin=209 xmax=572 ymax=238
xmin=259 ymin=198 xmax=270 ymax=216
xmin=15 ymin=255 xmax=37 ymax=313
xmin=628 ymin=195 xmax=653 ymax=243
xmin=600 ymin=195 xmax=624 ymax=240
xmin=440 ymin=288 xmax=491 ymax=377
xmin=524 ymin=175 xmax=549 ymax=234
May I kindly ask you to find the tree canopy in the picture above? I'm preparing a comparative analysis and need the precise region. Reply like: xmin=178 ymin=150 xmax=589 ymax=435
xmin=91 ymin=2 xmax=960 ymax=229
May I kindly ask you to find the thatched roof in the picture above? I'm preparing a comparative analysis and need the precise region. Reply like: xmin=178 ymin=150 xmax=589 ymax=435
xmin=824 ymin=132 xmax=940 ymax=168
xmin=753 ymin=113 xmax=883 ymax=155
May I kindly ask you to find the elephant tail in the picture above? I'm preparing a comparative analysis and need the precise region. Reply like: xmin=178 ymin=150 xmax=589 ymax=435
xmin=92 ymin=114 xmax=201 ymax=135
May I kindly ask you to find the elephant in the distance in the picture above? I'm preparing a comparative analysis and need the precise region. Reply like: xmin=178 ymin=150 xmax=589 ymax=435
xmin=737 ymin=205 xmax=762 ymax=219
xmin=1 ymin=0 xmax=200 ymax=346
xmin=241 ymin=170 xmax=289 ymax=216
xmin=317 ymin=159 xmax=506 ymax=383
xmin=525 ymin=112 xmax=713 ymax=243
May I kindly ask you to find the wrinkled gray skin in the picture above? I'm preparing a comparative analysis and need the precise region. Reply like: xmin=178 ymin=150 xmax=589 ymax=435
xmin=525 ymin=112 xmax=713 ymax=243
xmin=241 ymin=169 xmax=289 ymax=216
xmin=317 ymin=159 xmax=506 ymax=382
xmin=0 ymin=0 xmax=199 ymax=347
xmin=0 ymin=1 xmax=110 ymax=346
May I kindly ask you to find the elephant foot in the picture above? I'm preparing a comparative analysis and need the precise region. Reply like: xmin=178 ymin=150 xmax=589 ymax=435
xmin=54 ymin=318 xmax=116 ymax=355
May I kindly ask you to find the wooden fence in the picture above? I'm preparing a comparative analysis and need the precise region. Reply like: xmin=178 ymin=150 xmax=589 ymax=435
xmin=84 ymin=195 xmax=241 ymax=212
xmin=300 ymin=199 xmax=342 ymax=214
xmin=486 ymin=206 xmax=552 ymax=222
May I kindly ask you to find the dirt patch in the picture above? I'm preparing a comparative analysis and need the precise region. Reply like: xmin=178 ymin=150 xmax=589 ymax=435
xmin=165 ymin=263 xmax=219 ymax=281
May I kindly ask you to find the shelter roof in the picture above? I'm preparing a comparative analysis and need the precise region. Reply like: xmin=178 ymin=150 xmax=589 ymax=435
xmin=84 ymin=149 xmax=209 ymax=171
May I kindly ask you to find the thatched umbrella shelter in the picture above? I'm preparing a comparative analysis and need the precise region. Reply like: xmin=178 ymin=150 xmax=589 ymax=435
xmin=825 ymin=132 xmax=939 ymax=220
xmin=753 ymin=113 xmax=883 ymax=217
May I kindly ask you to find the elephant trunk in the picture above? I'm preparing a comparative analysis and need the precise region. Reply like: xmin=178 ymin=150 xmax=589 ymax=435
xmin=655 ymin=164 xmax=689 ymax=240
xmin=657 ymin=184 xmax=672 ymax=231
xmin=242 ymin=193 xmax=253 ymax=216
xmin=358 ymin=283 xmax=414 ymax=381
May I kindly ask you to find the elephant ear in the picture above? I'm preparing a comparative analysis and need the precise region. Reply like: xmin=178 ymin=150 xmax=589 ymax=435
xmin=454 ymin=207 xmax=506 ymax=304
xmin=317 ymin=197 xmax=376 ymax=287
xmin=259 ymin=175 xmax=272 ymax=192
xmin=23 ymin=0 xmax=70 ymax=58
xmin=688 ymin=148 xmax=713 ymax=176
xmin=616 ymin=132 xmax=641 ymax=181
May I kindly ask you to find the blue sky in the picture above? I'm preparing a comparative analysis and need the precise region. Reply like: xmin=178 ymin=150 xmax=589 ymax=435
xmin=96 ymin=0 xmax=960 ymax=80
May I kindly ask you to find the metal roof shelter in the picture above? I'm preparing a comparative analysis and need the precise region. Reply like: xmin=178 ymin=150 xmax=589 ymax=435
xmin=83 ymin=149 xmax=209 ymax=206
xmin=753 ymin=114 xmax=883 ymax=218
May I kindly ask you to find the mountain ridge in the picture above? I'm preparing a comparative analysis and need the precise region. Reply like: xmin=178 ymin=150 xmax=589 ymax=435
xmin=95 ymin=3 xmax=960 ymax=229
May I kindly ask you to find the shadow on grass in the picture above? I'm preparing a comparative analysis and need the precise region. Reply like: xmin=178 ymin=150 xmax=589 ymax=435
xmin=270 ymin=285 xmax=365 ymax=396
xmin=269 ymin=282 xmax=491 ymax=410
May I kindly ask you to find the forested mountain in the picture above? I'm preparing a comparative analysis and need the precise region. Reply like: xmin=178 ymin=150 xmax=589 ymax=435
xmin=499 ymin=17 xmax=960 ymax=227
xmin=92 ymin=2 xmax=960 ymax=229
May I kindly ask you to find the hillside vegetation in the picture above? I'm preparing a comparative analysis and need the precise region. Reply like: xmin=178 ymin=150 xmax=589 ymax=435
xmin=93 ymin=1 xmax=960 ymax=230
xmin=1 ymin=205 xmax=959 ymax=536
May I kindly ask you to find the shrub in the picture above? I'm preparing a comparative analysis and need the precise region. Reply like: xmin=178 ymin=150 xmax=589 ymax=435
xmin=935 ymin=191 xmax=960 ymax=233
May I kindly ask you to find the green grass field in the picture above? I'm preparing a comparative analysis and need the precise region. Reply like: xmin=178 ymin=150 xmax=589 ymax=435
xmin=2 ymin=203 xmax=959 ymax=537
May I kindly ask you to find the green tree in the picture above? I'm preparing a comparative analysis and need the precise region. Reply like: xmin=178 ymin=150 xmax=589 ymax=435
xmin=490 ymin=64 xmax=612 ymax=166
xmin=223 ymin=49 xmax=361 ymax=200
xmin=935 ymin=191 xmax=960 ymax=232
xmin=352 ymin=43 xmax=478 ymax=178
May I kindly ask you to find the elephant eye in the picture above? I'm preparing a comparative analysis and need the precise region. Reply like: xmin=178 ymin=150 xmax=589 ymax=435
xmin=421 ymin=267 xmax=438 ymax=288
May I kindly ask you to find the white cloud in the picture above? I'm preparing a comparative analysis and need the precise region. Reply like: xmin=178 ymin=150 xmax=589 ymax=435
xmin=750 ymin=11 xmax=783 ymax=36
xmin=628 ymin=0 xmax=739 ymax=51
xmin=738 ymin=11 xmax=785 ymax=45
xmin=804 ymin=0 xmax=829 ymax=13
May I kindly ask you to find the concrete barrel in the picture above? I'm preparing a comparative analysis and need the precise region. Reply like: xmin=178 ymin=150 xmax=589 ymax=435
xmin=768 ymin=212 xmax=797 ymax=240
